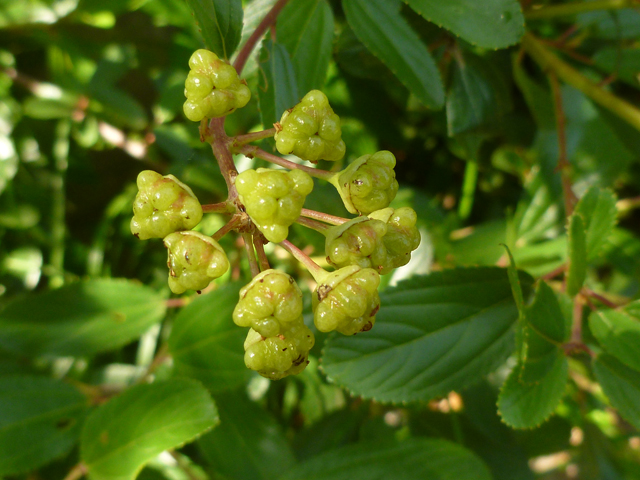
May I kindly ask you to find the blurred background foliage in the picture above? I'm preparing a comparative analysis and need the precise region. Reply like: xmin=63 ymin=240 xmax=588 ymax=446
xmin=1 ymin=0 xmax=640 ymax=479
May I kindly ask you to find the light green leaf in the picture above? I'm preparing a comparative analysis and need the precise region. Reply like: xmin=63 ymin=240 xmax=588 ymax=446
xmin=169 ymin=283 xmax=251 ymax=392
xmin=81 ymin=378 xmax=219 ymax=480
xmin=0 ymin=279 xmax=166 ymax=357
xmin=404 ymin=0 xmax=525 ymax=49
xmin=321 ymin=267 xmax=533 ymax=403
xmin=185 ymin=0 xmax=243 ymax=59
xmin=519 ymin=281 xmax=565 ymax=384
xmin=279 ymin=438 xmax=492 ymax=480
xmin=278 ymin=0 xmax=334 ymax=94
xmin=343 ymin=0 xmax=444 ymax=109
xmin=498 ymin=352 xmax=568 ymax=429
xmin=593 ymin=354 xmax=640 ymax=430
xmin=0 ymin=376 xmax=88 ymax=476
xmin=446 ymin=51 xmax=512 ymax=136
xmin=258 ymin=40 xmax=299 ymax=130
xmin=590 ymin=303 xmax=640 ymax=372
xmin=198 ymin=391 xmax=295 ymax=480
xmin=573 ymin=187 xmax=618 ymax=261
xmin=566 ymin=213 xmax=587 ymax=297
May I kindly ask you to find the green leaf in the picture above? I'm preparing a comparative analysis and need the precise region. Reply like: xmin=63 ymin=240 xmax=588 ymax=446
xmin=446 ymin=51 xmax=512 ymax=136
xmin=404 ymin=0 xmax=525 ymax=49
xmin=280 ymin=438 xmax=491 ymax=480
xmin=321 ymin=267 xmax=533 ymax=403
xmin=0 ymin=376 xmax=88 ymax=475
xmin=198 ymin=391 xmax=295 ymax=480
xmin=343 ymin=0 xmax=444 ymax=109
xmin=518 ymin=281 xmax=566 ymax=384
xmin=566 ymin=213 xmax=587 ymax=297
xmin=169 ymin=283 xmax=251 ymax=392
xmin=81 ymin=378 xmax=219 ymax=480
xmin=258 ymin=40 xmax=299 ymax=130
xmin=185 ymin=0 xmax=244 ymax=59
xmin=593 ymin=354 xmax=640 ymax=431
xmin=278 ymin=0 xmax=334 ymax=94
xmin=589 ymin=303 xmax=640 ymax=372
xmin=498 ymin=352 xmax=568 ymax=429
xmin=0 ymin=279 xmax=166 ymax=357
xmin=573 ymin=187 xmax=618 ymax=261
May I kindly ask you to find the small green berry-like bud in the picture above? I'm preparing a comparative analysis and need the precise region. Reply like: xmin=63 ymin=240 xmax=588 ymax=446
xmin=131 ymin=170 xmax=203 ymax=240
xmin=243 ymin=322 xmax=315 ymax=380
xmin=164 ymin=231 xmax=229 ymax=294
xmin=312 ymin=265 xmax=380 ymax=335
xmin=236 ymin=168 xmax=314 ymax=243
xmin=331 ymin=150 xmax=399 ymax=215
xmin=274 ymin=90 xmax=346 ymax=162
xmin=233 ymin=270 xmax=304 ymax=337
xmin=368 ymin=207 xmax=421 ymax=269
xmin=183 ymin=49 xmax=251 ymax=121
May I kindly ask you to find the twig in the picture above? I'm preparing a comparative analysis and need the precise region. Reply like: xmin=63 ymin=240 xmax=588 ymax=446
xmin=279 ymin=239 xmax=326 ymax=282
xmin=209 ymin=117 xmax=239 ymax=205
xmin=583 ymin=287 xmax=622 ymax=309
xmin=522 ymin=32 xmax=640 ymax=133
xmin=202 ymin=202 xmax=234 ymax=214
xmin=526 ymin=0 xmax=638 ymax=19
xmin=62 ymin=463 xmax=87 ymax=480
xmin=300 ymin=208 xmax=349 ymax=226
xmin=541 ymin=263 xmax=567 ymax=281
xmin=237 ymin=145 xmax=335 ymax=181
xmin=548 ymin=71 xmax=578 ymax=216
xmin=233 ymin=0 xmax=290 ymax=75
xmin=296 ymin=215 xmax=331 ymax=233
xmin=231 ymin=128 xmax=277 ymax=147
xmin=242 ymin=233 xmax=261 ymax=277
xmin=213 ymin=215 xmax=244 ymax=241
xmin=253 ymin=234 xmax=271 ymax=271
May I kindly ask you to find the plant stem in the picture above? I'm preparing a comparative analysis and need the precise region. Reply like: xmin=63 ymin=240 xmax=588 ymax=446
xmin=242 ymin=233 xmax=261 ymax=277
xmin=231 ymin=128 xmax=277 ymax=147
xmin=525 ymin=0 xmax=638 ymax=19
xmin=458 ymin=159 xmax=478 ymax=221
xmin=300 ymin=208 xmax=349 ymax=226
xmin=279 ymin=239 xmax=327 ymax=283
xmin=237 ymin=145 xmax=335 ymax=181
xmin=233 ymin=0 xmax=290 ymax=75
xmin=213 ymin=215 xmax=243 ymax=241
xmin=202 ymin=202 xmax=234 ymax=214
xmin=548 ymin=71 xmax=578 ymax=217
xmin=522 ymin=32 xmax=640 ymax=133
xmin=209 ymin=117 xmax=239 ymax=204
xmin=63 ymin=463 xmax=87 ymax=480
xmin=296 ymin=215 xmax=331 ymax=233
xmin=253 ymin=235 xmax=271 ymax=271
xmin=50 ymin=119 xmax=70 ymax=288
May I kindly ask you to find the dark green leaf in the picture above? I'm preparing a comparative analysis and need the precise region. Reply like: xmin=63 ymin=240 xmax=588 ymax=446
xmin=498 ymin=352 xmax=568 ymax=429
xmin=519 ymin=281 xmax=565 ymax=384
xmin=0 ymin=279 xmax=166 ymax=357
xmin=81 ymin=379 xmax=219 ymax=480
xmin=593 ymin=47 xmax=640 ymax=90
xmin=321 ymin=267 xmax=533 ymax=403
xmin=278 ymin=0 xmax=334 ymax=94
xmin=0 ymin=376 xmax=88 ymax=475
xmin=446 ymin=51 xmax=512 ymax=136
xmin=590 ymin=303 xmax=640 ymax=372
xmin=169 ymin=283 xmax=251 ymax=392
xmin=185 ymin=0 xmax=243 ymax=59
xmin=343 ymin=0 xmax=444 ymax=109
xmin=258 ymin=40 xmax=299 ymax=130
xmin=593 ymin=354 xmax=640 ymax=431
xmin=566 ymin=213 xmax=587 ymax=297
xmin=404 ymin=0 xmax=525 ymax=49
xmin=198 ymin=391 xmax=295 ymax=480
xmin=573 ymin=187 xmax=617 ymax=261
xmin=279 ymin=438 xmax=492 ymax=480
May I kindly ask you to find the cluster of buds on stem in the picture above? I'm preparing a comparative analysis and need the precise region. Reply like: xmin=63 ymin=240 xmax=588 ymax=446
xmin=131 ymin=48 xmax=421 ymax=381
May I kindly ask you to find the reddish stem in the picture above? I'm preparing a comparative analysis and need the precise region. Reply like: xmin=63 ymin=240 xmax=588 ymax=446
xmin=300 ymin=208 xmax=349 ymax=226
xmin=237 ymin=145 xmax=334 ymax=180
xmin=231 ymin=128 xmax=277 ymax=148
xmin=213 ymin=215 xmax=243 ymax=241
xmin=233 ymin=0 xmax=290 ymax=75
xmin=242 ymin=233 xmax=261 ymax=277
xmin=279 ymin=239 xmax=326 ymax=282
xmin=202 ymin=202 xmax=234 ymax=214
xmin=297 ymin=215 xmax=331 ymax=233
xmin=253 ymin=234 xmax=271 ymax=271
